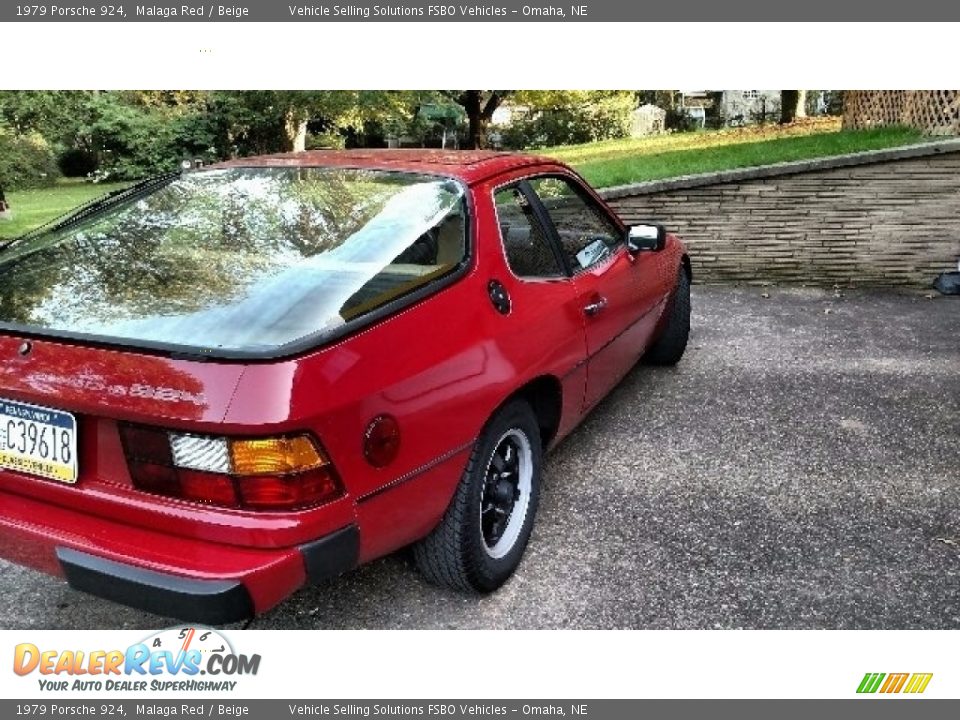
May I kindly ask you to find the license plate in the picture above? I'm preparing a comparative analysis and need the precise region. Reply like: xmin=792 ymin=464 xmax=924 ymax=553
xmin=0 ymin=398 xmax=78 ymax=484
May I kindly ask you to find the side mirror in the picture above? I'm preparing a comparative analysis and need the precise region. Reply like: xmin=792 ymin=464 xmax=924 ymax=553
xmin=627 ymin=223 xmax=666 ymax=253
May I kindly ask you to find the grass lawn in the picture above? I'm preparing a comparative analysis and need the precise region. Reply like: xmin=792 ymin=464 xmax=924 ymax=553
xmin=0 ymin=119 xmax=928 ymax=239
xmin=1 ymin=180 xmax=129 ymax=239
xmin=547 ymin=119 xmax=926 ymax=188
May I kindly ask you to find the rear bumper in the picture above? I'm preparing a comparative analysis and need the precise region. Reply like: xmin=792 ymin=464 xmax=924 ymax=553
xmin=0 ymin=487 xmax=358 ymax=622
xmin=57 ymin=547 xmax=256 ymax=625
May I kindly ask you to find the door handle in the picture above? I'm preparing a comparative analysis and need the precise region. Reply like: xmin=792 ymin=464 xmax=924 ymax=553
xmin=583 ymin=297 xmax=608 ymax=316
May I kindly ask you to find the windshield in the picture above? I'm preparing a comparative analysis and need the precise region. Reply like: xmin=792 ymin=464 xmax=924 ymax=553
xmin=0 ymin=167 xmax=468 ymax=354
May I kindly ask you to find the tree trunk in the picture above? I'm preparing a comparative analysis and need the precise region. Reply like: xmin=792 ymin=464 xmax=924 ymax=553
xmin=463 ymin=91 xmax=484 ymax=149
xmin=460 ymin=91 xmax=508 ymax=149
xmin=780 ymin=90 xmax=800 ymax=124
xmin=470 ymin=119 xmax=488 ymax=149
xmin=285 ymin=111 xmax=308 ymax=152
xmin=796 ymin=90 xmax=808 ymax=118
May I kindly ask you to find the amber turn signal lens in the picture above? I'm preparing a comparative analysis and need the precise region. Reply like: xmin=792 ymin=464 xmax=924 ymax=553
xmin=230 ymin=436 xmax=327 ymax=476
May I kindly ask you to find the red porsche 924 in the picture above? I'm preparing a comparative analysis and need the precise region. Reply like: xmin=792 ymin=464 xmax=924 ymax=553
xmin=0 ymin=150 xmax=690 ymax=622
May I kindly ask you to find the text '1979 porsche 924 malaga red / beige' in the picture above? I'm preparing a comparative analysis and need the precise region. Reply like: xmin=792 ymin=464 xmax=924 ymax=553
xmin=0 ymin=150 xmax=690 ymax=623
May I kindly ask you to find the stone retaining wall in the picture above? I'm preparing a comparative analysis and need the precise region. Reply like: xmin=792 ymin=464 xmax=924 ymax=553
xmin=600 ymin=141 xmax=960 ymax=286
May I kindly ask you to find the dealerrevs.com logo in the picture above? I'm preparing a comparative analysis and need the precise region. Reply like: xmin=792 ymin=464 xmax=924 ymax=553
xmin=857 ymin=673 xmax=933 ymax=695
xmin=13 ymin=627 xmax=260 ymax=692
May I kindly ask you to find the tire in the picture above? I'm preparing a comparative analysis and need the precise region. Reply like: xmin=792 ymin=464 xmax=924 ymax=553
xmin=643 ymin=267 xmax=691 ymax=366
xmin=413 ymin=400 xmax=542 ymax=593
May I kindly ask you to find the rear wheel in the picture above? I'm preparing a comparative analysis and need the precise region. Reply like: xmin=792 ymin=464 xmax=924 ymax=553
xmin=644 ymin=267 xmax=690 ymax=366
xmin=413 ymin=400 xmax=541 ymax=593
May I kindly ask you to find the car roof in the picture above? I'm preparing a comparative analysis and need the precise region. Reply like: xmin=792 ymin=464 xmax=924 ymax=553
xmin=208 ymin=149 xmax=564 ymax=185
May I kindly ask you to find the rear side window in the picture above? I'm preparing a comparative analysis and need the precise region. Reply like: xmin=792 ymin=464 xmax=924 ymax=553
xmin=494 ymin=186 xmax=563 ymax=278
xmin=527 ymin=176 xmax=622 ymax=273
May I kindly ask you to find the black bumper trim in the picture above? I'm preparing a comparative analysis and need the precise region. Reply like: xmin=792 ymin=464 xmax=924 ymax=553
xmin=299 ymin=524 xmax=359 ymax=585
xmin=56 ymin=547 xmax=254 ymax=625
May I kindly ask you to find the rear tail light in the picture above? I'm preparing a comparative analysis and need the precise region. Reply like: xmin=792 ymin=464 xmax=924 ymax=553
xmin=119 ymin=425 xmax=342 ymax=511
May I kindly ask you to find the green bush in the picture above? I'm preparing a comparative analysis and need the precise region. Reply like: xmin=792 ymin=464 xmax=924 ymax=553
xmin=0 ymin=130 xmax=60 ymax=190
xmin=503 ymin=93 xmax=634 ymax=149
xmin=83 ymin=94 xmax=220 ymax=181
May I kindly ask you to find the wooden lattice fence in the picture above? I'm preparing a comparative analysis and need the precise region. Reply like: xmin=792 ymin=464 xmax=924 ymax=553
xmin=843 ymin=90 xmax=960 ymax=135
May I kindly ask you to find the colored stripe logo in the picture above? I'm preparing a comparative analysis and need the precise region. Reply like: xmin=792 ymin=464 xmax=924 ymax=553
xmin=857 ymin=672 xmax=933 ymax=694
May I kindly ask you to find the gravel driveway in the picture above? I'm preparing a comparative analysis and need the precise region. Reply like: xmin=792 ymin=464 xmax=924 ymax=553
xmin=2 ymin=286 xmax=958 ymax=629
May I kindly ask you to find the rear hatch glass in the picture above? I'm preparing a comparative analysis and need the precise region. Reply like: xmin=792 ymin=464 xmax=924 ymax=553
xmin=0 ymin=167 xmax=467 ymax=356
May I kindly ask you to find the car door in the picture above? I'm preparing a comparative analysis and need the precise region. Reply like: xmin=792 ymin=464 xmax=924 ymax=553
xmin=488 ymin=179 xmax=590 ymax=425
xmin=525 ymin=174 xmax=660 ymax=411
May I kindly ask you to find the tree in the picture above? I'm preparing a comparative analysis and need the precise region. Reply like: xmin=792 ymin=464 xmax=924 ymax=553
xmin=443 ymin=91 xmax=512 ymax=149
xmin=0 ymin=91 xmax=100 ymax=154
xmin=0 ymin=127 xmax=61 ymax=189
xmin=780 ymin=90 xmax=807 ymax=124
xmin=212 ymin=91 xmax=419 ymax=155
xmin=77 ymin=92 xmax=217 ymax=179
xmin=279 ymin=91 xmax=419 ymax=152
xmin=0 ymin=91 xmax=427 ymax=182
xmin=0 ymin=91 xmax=217 ymax=180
